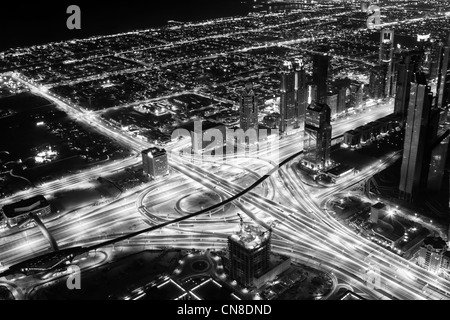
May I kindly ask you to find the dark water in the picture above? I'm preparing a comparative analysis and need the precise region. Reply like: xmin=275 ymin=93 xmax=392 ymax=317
xmin=0 ymin=0 xmax=250 ymax=51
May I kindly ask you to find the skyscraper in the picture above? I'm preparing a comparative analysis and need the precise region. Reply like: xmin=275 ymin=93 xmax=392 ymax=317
xmin=394 ymin=52 xmax=423 ymax=120
xmin=399 ymin=75 xmax=434 ymax=202
xmin=303 ymin=102 xmax=332 ymax=170
xmin=369 ymin=64 xmax=387 ymax=100
xmin=228 ymin=223 xmax=271 ymax=288
xmin=279 ymin=58 xmax=308 ymax=133
xmin=427 ymin=131 xmax=450 ymax=193
xmin=312 ymin=54 xmax=331 ymax=105
xmin=142 ymin=147 xmax=169 ymax=179
xmin=239 ymin=82 xmax=259 ymax=133
xmin=436 ymin=35 xmax=450 ymax=123
xmin=380 ymin=29 xmax=395 ymax=97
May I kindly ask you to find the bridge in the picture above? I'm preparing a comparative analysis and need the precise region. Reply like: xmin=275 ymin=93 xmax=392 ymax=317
xmin=29 ymin=213 xmax=59 ymax=252
xmin=0 ymin=149 xmax=305 ymax=279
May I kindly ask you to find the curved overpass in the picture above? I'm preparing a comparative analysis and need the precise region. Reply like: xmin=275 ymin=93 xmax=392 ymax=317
xmin=29 ymin=213 xmax=59 ymax=251
xmin=86 ymin=150 xmax=304 ymax=251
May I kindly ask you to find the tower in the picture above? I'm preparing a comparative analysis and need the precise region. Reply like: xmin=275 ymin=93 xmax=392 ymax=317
xmin=380 ymin=29 xmax=395 ymax=97
xmin=394 ymin=51 xmax=423 ymax=120
xmin=303 ymin=102 xmax=332 ymax=170
xmin=142 ymin=148 xmax=169 ymax=179
xmin=436 ymin=35 xmax=450 ymax=124
xmin=312 ymin=54 xmax=331 ymax=105
xmin=228 ymin=224 xmax=271 ymax=288
xmin=239 ymin=82 xmax=259 ymax=133
xmin=399 ymin=74 xmax=434 ymax=202
xmin=279 ymin=58 xmax=308 ymax=133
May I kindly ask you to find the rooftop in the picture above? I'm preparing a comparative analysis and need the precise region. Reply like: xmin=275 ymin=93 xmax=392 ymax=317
xmin=229 ymin=224 xmax=271 ymax=250
xmin=307 ymin=102 xmax=330 ymax=113
xmin=372 ymin=202 xmax=386 ymax=210
xmin=190 ymin=277 xmax=240 ymax=300
xmin=177 ymin=120 xmax=225 ymax=133
xmin=142 ymin=147 xmax=167 ymax=158
xmin=143 ymin=277 xmax=187 ymax=300
xmin=2 ymin=195 xmax=49 ymax=218
xmin=326 ymin=164 xmax=353 ymax=177
xmin=423 ymin=237 xmax=447 ymax=250
xmin=345 ymin=129 xmax=360 ymax=136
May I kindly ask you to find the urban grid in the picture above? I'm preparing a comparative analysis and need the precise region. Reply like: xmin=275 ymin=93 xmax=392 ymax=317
xmin=0 ymin=0 xmax=450 ymax=302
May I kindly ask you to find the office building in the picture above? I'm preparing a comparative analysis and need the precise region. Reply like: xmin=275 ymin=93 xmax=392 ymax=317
xmin=326 ymin=92 xmax=338 ymax=117
xmin=228 ymin=223 xmax=271 ymax=288
xmin=436 ymin=36 xmax=450 ymax=123
xmin=394 ymin=63 xmax=413 ymax=119
xmin=417 ymin=237 xmax=447 ymax=274
xmin=380 ymin=29 xmax=395 ymax=97
xmin=336 ymin=86 xmax=348 ymax=115
xmin=427 ymin=131 xmax=450 ymax=193
xmin=142 ymin=147 xmax=169 ymax=179
xmin=369 ymin=65 xmax=387 ymax=100
xmin=312 ymin=54 xmax=331 ymax=105
xmin=303 ymin=102 xmax=332 ymax=170
xmin=279 ymin=58 xmax=308 ymax=133
xmin=262 ymin=113 xmax=280 ymax=129
xmin=369 ymin=202 xmax=387 ymax=224
xmin=394 ymin=51 xmax=423 ymax=119
xmin=2 ymin=195 xmax=51 ymax=228
xmin=349 ymin=81 xmax=364 ymax=110
xmin=239 ymin=82 xmax=259 ymax=133
xmin=399 ymin=75 xmax=434 ymax=202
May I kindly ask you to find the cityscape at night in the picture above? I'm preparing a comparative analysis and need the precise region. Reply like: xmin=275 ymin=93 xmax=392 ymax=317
xmin=1 ymin=0 xmax=450 ymax=306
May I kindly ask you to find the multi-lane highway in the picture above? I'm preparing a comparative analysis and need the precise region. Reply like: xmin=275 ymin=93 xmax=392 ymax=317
xmin=2 ymin=70 xmax=450 ymax=301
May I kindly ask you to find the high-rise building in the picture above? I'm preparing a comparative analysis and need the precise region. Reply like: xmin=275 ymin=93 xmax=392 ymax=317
xmin=312 ymin=54 xmax=331 ymax=105
xmin=427 ymin=42 xmax=442 ymax=79
xmin=436 ymin=36 xmax=450 ymax=123
xmin=349 ymin=81 xmax=364 ymax=110
xmin=239 ymin=82 xmax=259 ymax=133
xmin=380 ymin=30 xmax=395 ymax=97
xmin=399 ymin=75 xmax=434 ymax=202
xmin=417 ymin=237 xmax=448 ymax=274
xmin=228 ymin=223 xmax=271 ymax=288
xmin=427 ymin=131 xmax=450 ymax=193
xmin=379 ymin=29 xmax=394 ymax=65
xmin=303 ymin=102 xmax=332 ymax=170
xmin=336 ymin=86 xmax=347 ymax=115
xmin=279 ymin=58 xmax=308 ymax=133
xmin=394 ymin=51 xmax=423 ymax=119
xmin=369 ymin=65 xmax=387 ymax=100
xmin=326 ymin=92 xmax=338 ymax=117
xmin=142 ymin=147 xmax=169 ymax=179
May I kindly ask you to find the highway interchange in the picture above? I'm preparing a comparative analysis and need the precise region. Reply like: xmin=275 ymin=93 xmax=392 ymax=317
xmin=0 ymin=68 xmax=449 ymax=300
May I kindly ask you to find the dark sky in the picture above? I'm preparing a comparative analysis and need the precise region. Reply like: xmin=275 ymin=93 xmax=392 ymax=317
xmin=0 ymin=0 xmax=250 ymax=50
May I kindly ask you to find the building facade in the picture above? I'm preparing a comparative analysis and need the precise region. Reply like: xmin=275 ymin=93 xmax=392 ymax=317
xmin=312 ymin=54 xmax=331 ymax=105
xmin=2 ymin=195 xmax=51 ymax=228
xmin=436 ymin=37 xmax=450 ymax=123
xmin=228 ymin=224 xmax=271 ymax=288
xmin=303 ymin=102 xmax=332 ymax=170
xmin=142 ymin=147 xmax=169 ymax=179
xmin=399 ymin=77 xmax=433 ymax=202
xmin=380 ymin=29 xmax=395 ymax=97
xmin=279 ymin=58 xmax=308 ymax=134
xmin=417 ymin=237 xmax=448 ymax=274
xmin=239 ymin=82 xmax=259 ymax=133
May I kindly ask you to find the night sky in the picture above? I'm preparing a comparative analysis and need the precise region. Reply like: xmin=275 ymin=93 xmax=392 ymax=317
xmin=0 ymin=0 xmax=250 ymax=51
